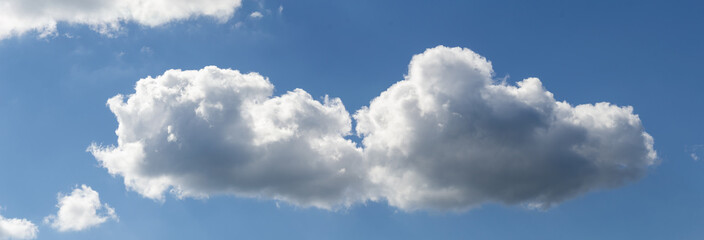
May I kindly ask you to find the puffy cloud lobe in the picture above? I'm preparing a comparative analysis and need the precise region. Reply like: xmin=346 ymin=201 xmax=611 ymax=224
xmin=44 ymin=185 xmax=117 ymax=232
xmin=355 ymin=46 xmax=657 ymax=210
xmin=0 ymin=212 xmax=37 ymax=240
xmin=89 ymin=67 xmax=369 ymax=209
xmin=91 ymin=46 xmax=657 ymax=211
xmin=0 ymin=0 xmax=241 ymax=39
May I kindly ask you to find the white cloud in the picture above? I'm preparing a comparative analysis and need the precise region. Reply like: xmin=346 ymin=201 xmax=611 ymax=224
xmin=140 ymin=46 xmax=153 ymax=55
xmin=44 ymin=185 xmax=117 ymax=232
xmin=687 ymin=144 xmax=703 ymax=161
xmin=0 ymin=0 xmax=242 ymax=39
xmin=355 ymin=46 xmax=657 ymax=211
xmin=0 ymin=211 xmax=37 ymax=240
xmin=89 ymin=67 xmax=371 ymax=209
xmin=278 ymin=5 xmax=284 ymax=14
xmin=250 ymin=11 xmax=264 ymax=19
xmin=91 ymin=46 xmax=657 ymax=211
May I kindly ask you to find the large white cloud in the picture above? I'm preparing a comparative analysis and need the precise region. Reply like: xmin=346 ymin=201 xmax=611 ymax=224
xmin=355 ymin=46 xmax=657 ymax=211
xmin=0 ymin=0 xmax=242 ymax=39
xmin=0 ymin=211 xmax=37 ymax=240
xmin=91 ymin=46 xmax=657 ymax=211
xmin=89 ymin=67 xmax=371 ymax=209
xmin=44 ymin=185 xmax=117 ymax=232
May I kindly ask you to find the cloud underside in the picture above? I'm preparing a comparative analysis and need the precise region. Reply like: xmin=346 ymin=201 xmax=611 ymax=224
xmin=90 ymin=46 xmax=657 ymax=211
xmin=0 ymin=213 xmax=37 ymax=240
xmin=45 ymin=185 xmax=117 ymax=232
xmin=0 ymin=0 xmax=242 ymax=39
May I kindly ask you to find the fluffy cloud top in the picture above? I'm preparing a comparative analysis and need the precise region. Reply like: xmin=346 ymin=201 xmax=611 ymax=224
xmin=0 ymin=0 xmax=242 ymax=39
xmin=91 ymin=46 xmax=657 ymax=211
xmin=44 ymin=185 xmax=117 ymax=232
xmin=0 ymin=212 xmax=37 ymax=240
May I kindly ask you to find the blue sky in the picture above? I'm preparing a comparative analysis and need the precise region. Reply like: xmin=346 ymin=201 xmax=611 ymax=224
xmin=0 ymin=0 xmax=703 ymax=239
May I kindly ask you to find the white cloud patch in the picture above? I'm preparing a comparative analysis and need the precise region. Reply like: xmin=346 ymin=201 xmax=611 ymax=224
xmin=0 ymin=0 xmax=242 ymax=39
xmin=91 ymin=46 xmax=657 ymax=211
xmin=0 ymin=211 xmax=37 ymax=240
xmin=687 ymin=144 xmax=703 ymax=161
xmin=44 ymin=185 xmax=117 ymax=232
xmin=140 ymin=46 xmax=153 ymax=55
xmin=249 ymin=11 xmax=263 ymax=19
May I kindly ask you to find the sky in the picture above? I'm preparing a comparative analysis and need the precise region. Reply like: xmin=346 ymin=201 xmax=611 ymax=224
xmin=0 ymin=0 xmax=703 ymax=239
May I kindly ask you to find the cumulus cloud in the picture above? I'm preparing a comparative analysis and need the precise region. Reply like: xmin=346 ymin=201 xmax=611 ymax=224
xmin=0 ymin=0 xmax=242 ymax=39
xmin=0 ymin=211 xmax=37 ymax=240
xmin=44 ymin=185 xmax=117 ymax=232
xmin=91 ymin=46 xmax=657 ymax=211
xmin=355 ymin=46 xmax=657 ymax=211
xmin=89 ymin=67 xmax=371 ymax=209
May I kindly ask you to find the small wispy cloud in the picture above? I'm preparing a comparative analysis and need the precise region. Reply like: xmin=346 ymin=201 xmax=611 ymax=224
xmin=140 ymin=46 xmax=153 ymax=55
xmin=687 ymin=144 xmax=704 ymax=161
xmin=250 ymin=11 xmax=264 ymax=19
